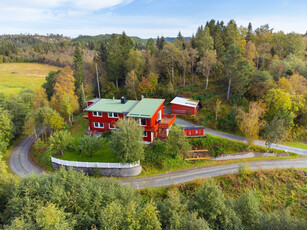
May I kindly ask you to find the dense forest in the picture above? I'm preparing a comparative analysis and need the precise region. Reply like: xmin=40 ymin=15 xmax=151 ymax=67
xmin=0 ymin=158 xmax=306 ymax=229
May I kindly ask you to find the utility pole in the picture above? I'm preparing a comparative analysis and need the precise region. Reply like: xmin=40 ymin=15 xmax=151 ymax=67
xmin=81 ymin=83 xmax=86 ymax=108
xmin=95 ymin=63 xmax=101 ymax=98
xmin=171 ymin=56 xmax=174 ymax=86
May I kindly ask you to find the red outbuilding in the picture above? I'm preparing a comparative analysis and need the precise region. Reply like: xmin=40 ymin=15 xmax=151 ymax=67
xmin=170 ymin=97 xmax=199 ymax=115
xmin=181 ymin=126 xmax=205 ymax=137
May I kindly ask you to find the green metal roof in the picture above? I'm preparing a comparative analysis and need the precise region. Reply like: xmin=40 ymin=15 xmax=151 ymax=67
xmin=127 ymin=98 xmax=165 ymax=118
xmin=85 ymin=99 xmax=138 ymax=114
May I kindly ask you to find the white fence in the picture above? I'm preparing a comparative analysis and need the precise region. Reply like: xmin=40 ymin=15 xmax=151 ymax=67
xmin=51 ymin=157 xmax=140 ymax=169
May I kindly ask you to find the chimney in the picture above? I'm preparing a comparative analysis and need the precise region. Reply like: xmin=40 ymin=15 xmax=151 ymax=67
xmin=121 ymin=96 xmax=126 ymax=104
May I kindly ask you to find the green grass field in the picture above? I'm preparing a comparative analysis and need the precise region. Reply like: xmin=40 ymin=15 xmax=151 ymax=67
xmin=0 ymin=63 xmax=60 ymax=96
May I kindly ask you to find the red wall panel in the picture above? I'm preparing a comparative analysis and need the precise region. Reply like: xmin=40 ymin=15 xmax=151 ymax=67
xmin=171 ymin=104 xmax=196 ymax=115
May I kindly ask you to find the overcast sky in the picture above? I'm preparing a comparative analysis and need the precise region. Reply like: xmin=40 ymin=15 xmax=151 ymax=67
xmin=0 ymin=0 xmax=306 ymax=38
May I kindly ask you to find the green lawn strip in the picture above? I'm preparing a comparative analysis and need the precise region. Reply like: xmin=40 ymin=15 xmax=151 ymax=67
xmin=140 ymin=168 xmax=307 ymax=218
xmin=281 ymin=142 xmax=307 ymax=150
xmin=70 ymin=112 xmax=89 ymax=138
xmin=139 ymin=155 xmax=300 ymax=177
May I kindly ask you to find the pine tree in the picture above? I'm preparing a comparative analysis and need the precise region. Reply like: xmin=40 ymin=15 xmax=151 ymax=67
xmin=73 ymin=46 xmax=85 ymax=92
xmin=246 ymin=22 xmax=254 ymax=42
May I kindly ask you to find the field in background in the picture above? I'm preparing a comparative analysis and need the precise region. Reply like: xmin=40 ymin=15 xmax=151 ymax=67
xmin=0 ymin=63 xmax=60 ymax=96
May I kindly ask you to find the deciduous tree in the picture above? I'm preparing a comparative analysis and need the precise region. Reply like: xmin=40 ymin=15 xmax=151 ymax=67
xmin=236 ymin=101 xmax=266 ymax=147
xmin=197 ymin=49 xmax=217 ymax=89
xmin=263 ymin=115 xmax=287 ymax=150
xmin=48 ymin=130 xmax=72 ymax=155
xmin=125 ymin=70 xmax=138 ymax=100
xmin=109 ymin=118 xmax=145 ymax=163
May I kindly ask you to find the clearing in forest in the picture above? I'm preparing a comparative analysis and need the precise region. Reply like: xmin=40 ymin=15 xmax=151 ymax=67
xmin=0 ymin=63 xmax=60 ymax=95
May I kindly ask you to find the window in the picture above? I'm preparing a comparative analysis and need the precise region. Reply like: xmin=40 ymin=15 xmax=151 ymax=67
xmin=93 ymin=111 xmax=102 ymax=117
xmin=158 ymin=110 xmax=162 ymax=121
xmin=109 ymin=123 xmax=115 ymax=129
xmin=196 ymin=129 xmax=198 ymax=135
xmin=108 ymin=112 xmax=118 ymax=118
xmin=94 ymin=122 xmax=104 ymax=128
xmin=143 ymin=131 xmax=147 ymax=137
xmin=140 ymin=118 xmax=146 ymax=126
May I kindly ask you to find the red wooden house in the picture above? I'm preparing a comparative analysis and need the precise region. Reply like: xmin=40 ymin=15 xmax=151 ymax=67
xmin=84 ymin=97 xmax=176 ymax=143
xmin=170 ymin=97 xmax=199 ymax=115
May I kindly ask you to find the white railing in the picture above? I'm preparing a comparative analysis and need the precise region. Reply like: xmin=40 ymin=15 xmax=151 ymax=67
xmin=51 ymin=157 xmax=140 ymax=169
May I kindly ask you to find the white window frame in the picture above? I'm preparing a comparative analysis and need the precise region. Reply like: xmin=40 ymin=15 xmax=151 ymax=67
xmin=108 ymin=112 xmax=118 ymax=118
xmin=93 ymin=111 xmax=102 ymax=117
xmin=94 ymin=122 xmax=104 ymax=128
xmin=109 ymin=123 xmax=115 ymax=129
xmin=158 ymin=110 xmax=162 ymax=121
xmin=140 ymin=118 xmax=147 ymax=126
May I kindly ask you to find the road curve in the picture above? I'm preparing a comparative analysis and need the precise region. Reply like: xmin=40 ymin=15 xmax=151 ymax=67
xmin=175 ymin=118 xmax=307 ymax=156
xmin=121 ymin=158 xmax=307 ymax=188
xmin=9 ymin=135 xmax=42 ymax=177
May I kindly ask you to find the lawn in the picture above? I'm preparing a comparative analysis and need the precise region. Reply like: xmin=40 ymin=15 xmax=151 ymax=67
xmin=56 ymin=112 xmax=117 ymax=163
xmin=58 ymin=139 xmax=118 ymax=163
xmin=70 ymin=112 xmax=89 ymax=138
xmin=0 ymin=63 xmax=60 ymax=96
xmin=282 ymin=142 xmax=307 ymax=150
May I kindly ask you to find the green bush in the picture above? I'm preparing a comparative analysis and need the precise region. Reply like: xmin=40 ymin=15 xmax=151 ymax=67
xmin=145 ymin=141 xmax=169 ymax=168
xmin=76 ymin=135 xmax=102 ymax=157
xmin=192 ymin=92 xmax=215 ymax=102
xmin=217 ymin=107 xmax=239 ymax=133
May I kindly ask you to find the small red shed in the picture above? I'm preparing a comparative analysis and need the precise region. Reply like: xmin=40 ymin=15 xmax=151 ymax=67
xmin=181 ymin=126 xmax=205 ymax=137
xmin=170 ymin=97 xmax=199 ymax=115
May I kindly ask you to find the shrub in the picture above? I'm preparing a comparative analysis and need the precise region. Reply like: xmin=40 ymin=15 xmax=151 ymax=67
xmin=217 ymin=107 xmax=239 ymax=133
xmin=145 ymin=140 xmax=168 ymax=168
xmin=238 ymin=163 xmax=252 ymax=176
xmin=76 ymin=135 xmax=101 ymax=157
xmin=166 ymin=126 xmax=191 ymax=158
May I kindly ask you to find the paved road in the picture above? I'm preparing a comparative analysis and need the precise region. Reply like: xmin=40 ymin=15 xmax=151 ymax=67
xmin=9 ymin=135 xmax=42 ymax=177
xmin=122 ymin=158 xmax=307 ymax=188
xmin=175 ymin=118 xmax=307 ymax=156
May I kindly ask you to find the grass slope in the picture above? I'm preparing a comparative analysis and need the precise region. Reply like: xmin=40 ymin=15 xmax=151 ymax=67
xmin=0 ymin=63 xmax=60 ymax=96
xmin=282 ymin=142 xmax=307 ymax=150
xmin=141 ymin=169 xmax=307 ymax=218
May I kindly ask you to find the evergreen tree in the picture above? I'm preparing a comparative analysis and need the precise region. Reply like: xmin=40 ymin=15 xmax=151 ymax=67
xmin=42 ymin=70 xmax=61 ymax=100
xmin=246 ymin=22 xmax=254 ymax=42
xmin=194 ymin=26 xmax=214 ymax=55
xmin=73 ymin=46 xmax=85 ymax=92
xmin=222 ymin=44 xmax=254 ymax=101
